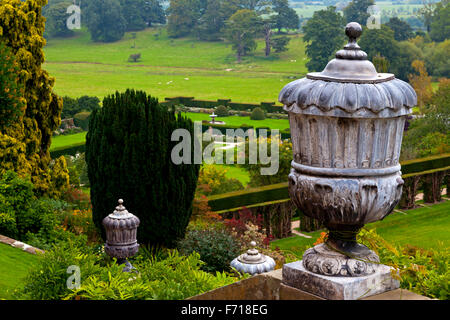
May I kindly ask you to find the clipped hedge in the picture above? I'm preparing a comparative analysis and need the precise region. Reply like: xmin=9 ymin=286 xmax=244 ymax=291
xmin=161 ymin=96 xmax=286 ymax=114
xmin=208 ymin=182 xmax=289 ymax=212
xmin=209 ymin=157 xmax=450 ymax=225
xmin=401 ymin=153 xmax=450 ymax=175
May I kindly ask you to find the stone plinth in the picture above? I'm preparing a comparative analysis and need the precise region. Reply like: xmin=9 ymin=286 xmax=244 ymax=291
xmin=282 ymin=260 xmax=400 ymax=300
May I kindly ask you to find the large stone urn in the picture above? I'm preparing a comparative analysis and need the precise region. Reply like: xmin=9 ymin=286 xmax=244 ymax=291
xmin=279 ymin=23 xmax=417 ymax=299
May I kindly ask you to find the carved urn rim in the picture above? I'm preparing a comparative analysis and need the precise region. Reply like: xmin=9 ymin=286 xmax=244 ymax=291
xmin=278 ymin=22 xmax=417 ymax=118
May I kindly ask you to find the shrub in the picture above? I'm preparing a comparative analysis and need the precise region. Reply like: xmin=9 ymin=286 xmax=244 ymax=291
xmin=177 ymin=224 xmax=241 ymax=273
xmin=128 ymin=53 xmax=141 ymax=62
xmin=86 ymin=89 xmax=200 ymax=248
xmin=0 ymin=170 xmax=35 ymax=239
xmin=17 ymin=240 xmax=103 ymax=300
xmin=215 ymin=105 xmax=229 ymax=117
xmin=250 ymin=107 xmax=266 ymax=120
xmin=0 ymin=193 xmax=18 ymax=237
xmin=65 ymin=250 xmax=244 ymax=300
xmin=196 ymin=165 xmax=244 ymax=196
xmin=73 ymin=112 xmax=91 ymax=131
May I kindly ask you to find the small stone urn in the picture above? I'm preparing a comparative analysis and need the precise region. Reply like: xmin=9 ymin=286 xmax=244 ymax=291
xmin=231 ymin=241 xmax=276 ymax=275
xmin=279 ymin=23 xmax=417 ymax=299
xmin=102 ymin=199 xmax=140 ymax=272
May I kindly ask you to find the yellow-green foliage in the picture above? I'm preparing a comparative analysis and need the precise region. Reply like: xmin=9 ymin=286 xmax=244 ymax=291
xmin=0 ymin=0 xmax=68 ymax=196
xmin=49 ymin=156 xmax=70 ymax=198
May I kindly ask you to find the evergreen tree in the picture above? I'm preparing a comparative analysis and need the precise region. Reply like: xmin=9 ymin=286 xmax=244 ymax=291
xmin=85 ymin=0 xmax=126 ymax=42
xmin=303 ymin=6 xmax=345 ymax=72
xmin=0 ymin=0 xmax=68 ymax=196
xmin=86 ymin=90 xmax=200 ymax=248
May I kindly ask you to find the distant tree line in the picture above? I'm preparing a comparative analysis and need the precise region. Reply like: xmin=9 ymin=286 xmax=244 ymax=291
xmin=302 ymin=0 xmax=449 ymax=81
xmin=43 ymin=0 xmax=165 ymax=42
xmin=167 ymin=0 xmax=300 ymax=61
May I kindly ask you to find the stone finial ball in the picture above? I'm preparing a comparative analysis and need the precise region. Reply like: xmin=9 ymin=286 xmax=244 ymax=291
xmin=250 ymin=241 xmax=257 ymax=247
xmin=345 ymin=22 xmax=362 ymax=39
xmin=118 ymin=199 xmax=124 ymax=204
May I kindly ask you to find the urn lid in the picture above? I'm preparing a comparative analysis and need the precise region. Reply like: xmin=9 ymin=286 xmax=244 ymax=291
xmin=279 ymin=22 xmax=417 ymax=118
xmin=230 ymin=241 xmax=276 ymax=275
xmin=106 ymin=199 xmax=137 ymax=220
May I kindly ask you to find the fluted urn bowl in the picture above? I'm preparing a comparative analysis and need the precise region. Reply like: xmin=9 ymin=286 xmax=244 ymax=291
xmin=279 ymin=22 xmax=417 ymax=277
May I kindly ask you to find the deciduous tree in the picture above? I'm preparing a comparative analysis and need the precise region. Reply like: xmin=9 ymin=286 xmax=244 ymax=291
xmin=224 ymin=9 xmax=262 ymax=62
xmin=303 ymin=6 xmax=345 ymax=72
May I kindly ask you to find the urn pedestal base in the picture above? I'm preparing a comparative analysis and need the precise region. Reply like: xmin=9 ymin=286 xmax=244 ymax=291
xmin=282 ymin=260 xmax=399 ymax=300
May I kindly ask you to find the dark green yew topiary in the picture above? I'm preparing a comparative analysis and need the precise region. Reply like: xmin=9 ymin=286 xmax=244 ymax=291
xmin=214 ymin=105 xmax=229 ymax=117
xmin=86 ymin=89 xmax=200 ymax=248
xmin=250 ymin=107 xmax=266 ymax=120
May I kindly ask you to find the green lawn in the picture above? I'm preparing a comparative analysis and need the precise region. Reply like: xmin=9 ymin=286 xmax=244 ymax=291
xmin=183 ymin=112 xmax=289 ymax=130
xmin=43 ymin=28 xmax=307 ymax=103
xmin=0 ymin=243 xmax=38 ymax=300
xmin=50 ymin=131 xmax=87 ymax=151
xmin=215 ymin=164 xmax=250 ymax=187
xmin=271 ymin=200 xmax=450 ymax=257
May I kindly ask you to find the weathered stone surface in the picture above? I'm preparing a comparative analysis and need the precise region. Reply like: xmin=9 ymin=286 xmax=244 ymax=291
xmin=282 ymin=260 xmax=400 ymax=300
xmin=279 ymin=283 xmax=324 ymax=300
xmin=189 ymin=269 xmax=282 ymax=300
xmin=187 ymin=267 xmax=429 ymax=300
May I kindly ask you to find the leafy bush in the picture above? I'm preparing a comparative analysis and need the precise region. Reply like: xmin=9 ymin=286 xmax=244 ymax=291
xmin=177 ymin=225 xmax=241 ymax=273
xmin=19 ymin=243 xmax=243 ymax=300
xmin=196 ymin=165 xmax=244 ymax=196
xmin=0 ymin=171 xmax=35 ymax=239
xmin=250 ymin=107 xmax=266 ymax=120
xmin=73 ymin=112 xmax=91 ymax=131
xmin=358 ymin=229 xmax=449 ymax=300
xmin=215 ymin=105 xmax=229 ymax=117
xmin=61 ymin=96 xmax=100 ymax=119
xmin=242 ymin=137 xmax=293 ymax=187
xmin=17 ymin=240 xmax=103 ymax=300
xmin=0 ymin=194 xmax=18 ymax=237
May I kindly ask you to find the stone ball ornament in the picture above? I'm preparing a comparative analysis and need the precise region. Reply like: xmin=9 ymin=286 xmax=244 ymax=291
xmin=102 ymin=199 xmax=140 ymax=272
xmin=231 ymin=241 xmax=276 ymax=275
xmin=279 ymin=22 xmax=417 ymax=278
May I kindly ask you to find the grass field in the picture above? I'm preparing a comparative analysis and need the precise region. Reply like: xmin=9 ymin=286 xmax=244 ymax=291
xmin=50 ymin=131 xmax=87 ymax=151
xmin=0 ymin=244 xmax=37 ymax=299
xmin=271 ymin=200 xmax=450 ymax=257
xmin=44 ymin=28 xmax=308 ymax=103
